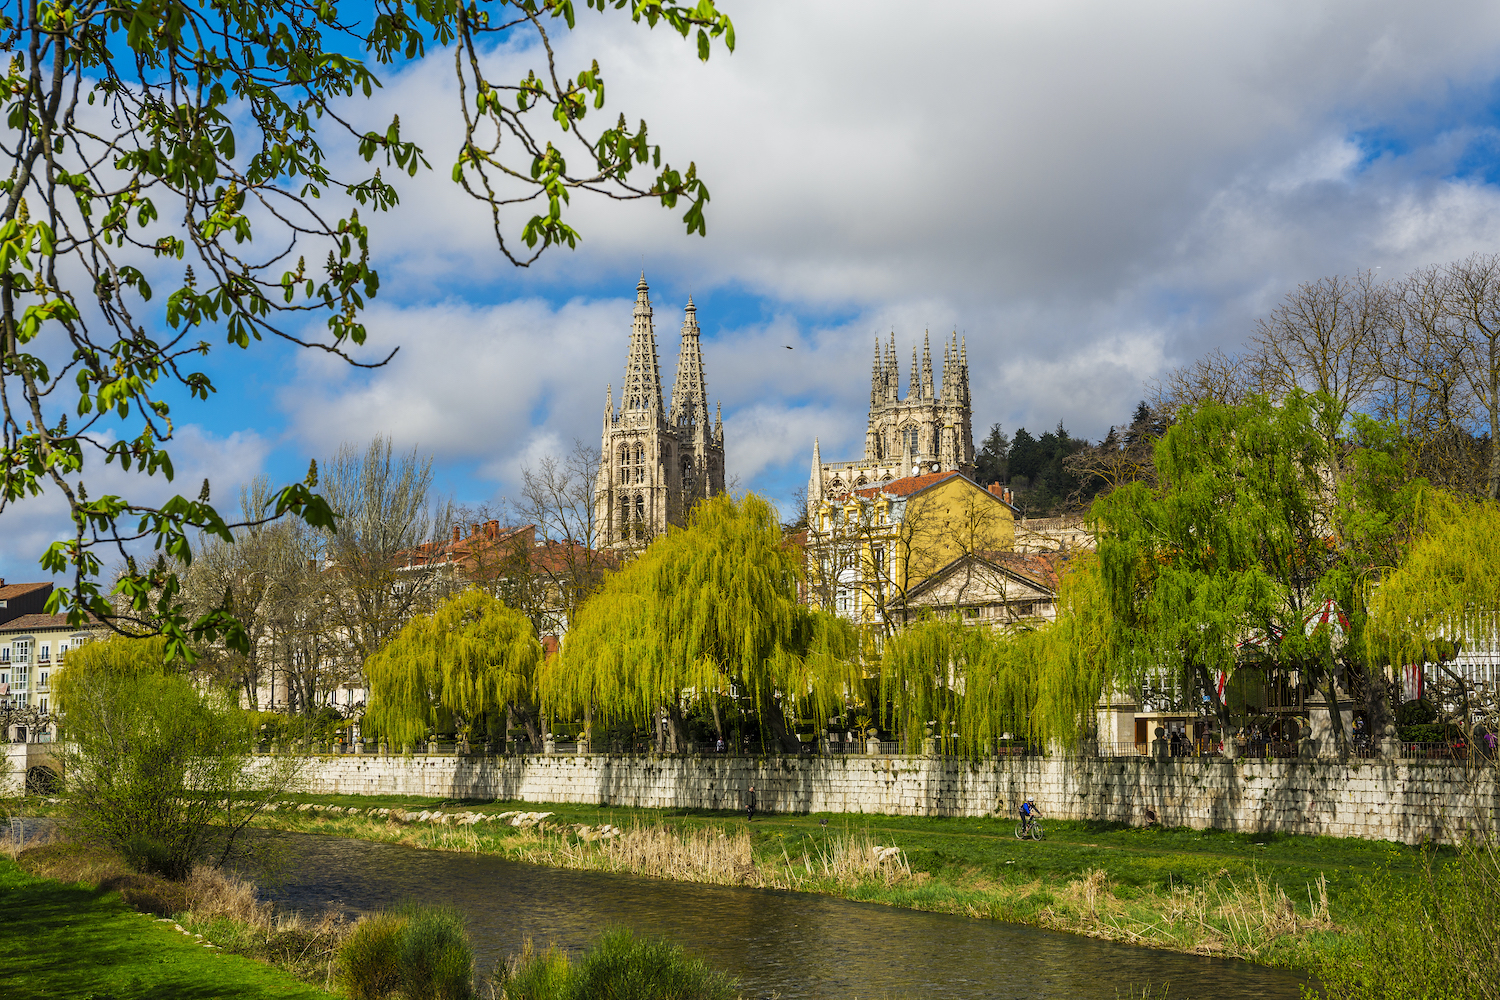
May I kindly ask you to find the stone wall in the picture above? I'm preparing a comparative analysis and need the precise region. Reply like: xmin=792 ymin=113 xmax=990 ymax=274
xmin=279 ymin=752 xmax=1500 ymax=845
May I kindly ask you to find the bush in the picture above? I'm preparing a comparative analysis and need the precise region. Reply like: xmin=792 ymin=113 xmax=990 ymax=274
xmin=338 ymin=913 xmax=408 ymax=1000
xmin=335 ymin=903 xmax=473 ymax=1000
xmin=1314 ymin=837 xmax=1500 ymax=1000
xmin=496 ymin=928 xmax=737 ymax=1000
xmin=398 ymin=904 xmax=473 ymax=1000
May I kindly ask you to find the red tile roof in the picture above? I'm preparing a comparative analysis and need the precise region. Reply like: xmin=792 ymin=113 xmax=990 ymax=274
xmin=853 ymin=470 xmax=963 ymax=499
xmin=0 ymin=612 xmax=102 ymax=633
xmin=0 ymin=581 xmax=51 ymax=602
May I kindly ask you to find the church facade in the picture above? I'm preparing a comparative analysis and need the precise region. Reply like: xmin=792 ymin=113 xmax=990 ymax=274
xmin=808 ymin=331 xmax=975 ymax=512
xmin=593 ymin=275 xmax=725 ymax=546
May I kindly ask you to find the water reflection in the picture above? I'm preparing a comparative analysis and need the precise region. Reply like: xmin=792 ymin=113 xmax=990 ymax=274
xmin=253 ymin=831 xmax=1306 ymax=1000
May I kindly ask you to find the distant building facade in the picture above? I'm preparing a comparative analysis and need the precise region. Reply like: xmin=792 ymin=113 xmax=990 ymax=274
xmin=807 ymin=332 xmax=974 ymax=515
xmin=594 ymin=275 xmax=725 ymax=546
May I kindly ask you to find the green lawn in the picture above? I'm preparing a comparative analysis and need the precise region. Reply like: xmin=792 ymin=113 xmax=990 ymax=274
xmin=0 ymin=856 xmax=336 ymax=1000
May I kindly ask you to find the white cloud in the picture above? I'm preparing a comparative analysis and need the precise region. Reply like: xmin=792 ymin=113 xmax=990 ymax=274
xmin=186 ymin=1 xmax=1500 ymax=507
xmin=0 ymin=427 xmax=271 ymax=583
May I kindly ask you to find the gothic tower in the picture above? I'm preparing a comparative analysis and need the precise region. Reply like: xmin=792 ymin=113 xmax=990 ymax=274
xmin=809 ymin=330 xmax=974 ymax=516
xmin=594 ymin=275 xmax=726 ymax=546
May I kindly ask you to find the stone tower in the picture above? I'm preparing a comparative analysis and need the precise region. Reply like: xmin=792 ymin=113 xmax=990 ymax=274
xmin=594 ymin=275 xmax=725 ymax=546
xmin=808 ymin=330 xmax=974 ymax=514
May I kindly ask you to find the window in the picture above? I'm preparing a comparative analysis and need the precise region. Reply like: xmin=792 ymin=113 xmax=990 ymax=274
xmin=38 ymin=643 xmax=49 ymax=662
xmin=0 ymin=647 xmax=8 ymax=663
xmin=38 ymin=671 xmax=48 ymax=689
xmin=38 ymin=697 xmax=47 ymax=714
xmin=13 ymin=639 xmax=29 ymax=664
xmin=57 ymin=642 xmax=67 ymax=661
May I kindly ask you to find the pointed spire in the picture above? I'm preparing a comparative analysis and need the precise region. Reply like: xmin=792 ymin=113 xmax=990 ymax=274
xmin=669 ymin=297 xmax=708 ymax=426
xmin=921 ymin=330 xmax=934 ymax=400
xmin=603 ymin=383 xmax=614 ymax=423
xmin=910 ymin=343 xmax=919 ymax=401
xmin=959 ymin=334 xmax=969 ymax=404
xmin=901 ymin=425 xmax=913 ymax=478
xmin=620 ymin=274 xmax=664 ymax=421
xmin=808 ymin=437 xmax=824 ymax=510
xmin=870 ymin=336 xmax=882 ymax=412
xmin=886 ymin=332 xmax=898 ymax=403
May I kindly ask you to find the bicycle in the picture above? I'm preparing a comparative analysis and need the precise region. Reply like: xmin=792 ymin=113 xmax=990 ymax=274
xmin=1014 ymin=816 xmax=1044 ymax=840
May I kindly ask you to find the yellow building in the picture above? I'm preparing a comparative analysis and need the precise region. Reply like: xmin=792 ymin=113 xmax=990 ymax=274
xmin=805 ymin=470 xmax=1057 ymax=629
xmin=1 ymin=608 xmax=102 ymax=742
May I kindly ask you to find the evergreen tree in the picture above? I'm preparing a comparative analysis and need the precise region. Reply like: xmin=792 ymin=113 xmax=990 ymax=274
xmin=545 ymin=494 xmax=858 ymax=753
xmin=975 ymin=423 xmax=1010 ymax=486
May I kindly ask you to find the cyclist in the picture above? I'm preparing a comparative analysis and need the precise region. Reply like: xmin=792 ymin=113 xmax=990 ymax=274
xmin=1019 ymin=798 xmax=1040 ymax=836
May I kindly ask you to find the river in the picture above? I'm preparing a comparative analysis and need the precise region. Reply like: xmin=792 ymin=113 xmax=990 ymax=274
xmin=250 ymin=830 xmax=1307 ymax=1000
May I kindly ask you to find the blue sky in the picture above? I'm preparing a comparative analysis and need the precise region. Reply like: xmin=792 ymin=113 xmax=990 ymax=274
xmin=11 ymin=0 xmax=1500 ymax=579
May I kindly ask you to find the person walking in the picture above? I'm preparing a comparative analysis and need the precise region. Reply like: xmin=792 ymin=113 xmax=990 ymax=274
xmin=746 ymin=785 xmax=757 ymax=822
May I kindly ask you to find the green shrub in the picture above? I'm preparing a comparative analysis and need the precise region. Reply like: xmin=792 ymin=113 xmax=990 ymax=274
xmin=337 ymin=913 xmax=408 ymax=1000
xmin=495 ymin=941 xmax=573 ymax=1000
xmin=1314 ymin=838 xmax=1500 ymax=1000
xmin=570 ymin=928 xmax=737 ymax=1000
xmin=397 ymin=903 xmax=473 ymax=1000
xmin=335 ymin=904 xmax=474 ymax=1000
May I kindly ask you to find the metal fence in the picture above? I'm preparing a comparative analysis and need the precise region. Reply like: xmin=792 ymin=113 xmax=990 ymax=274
xmin=254 ymin=737 xmax=1500 ymax=764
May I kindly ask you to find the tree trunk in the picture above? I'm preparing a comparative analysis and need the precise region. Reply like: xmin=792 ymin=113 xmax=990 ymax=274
xmin=665 ymin=703 xmax=692 ymax=753
xmin=708 ymin=697 xmax=725 ymax=741
xmin=758 ymin=692 xmax=804 ymax=754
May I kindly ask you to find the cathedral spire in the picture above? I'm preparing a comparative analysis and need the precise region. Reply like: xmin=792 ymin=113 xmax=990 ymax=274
xmin=959 ymin=334 xmax=969 ymax=404
xmin=808 ymin=437 xmax=824 ymax=512
xmin=921 ymin=330 xmax=934 ymax=400
xmin=870 ymin=337 xmax=882 ymax=411
xmin=669 ymin=296 xmax=708 ymax=426
xmin=620 ymin=273 xmax=664 ymax=421
xmin=885 ymin=332 xmax=898 ymax=403
xmin=910 ymin=343 xmax=919 ymax=401
xmin=603 ymin=383 xmax=614 ymax=425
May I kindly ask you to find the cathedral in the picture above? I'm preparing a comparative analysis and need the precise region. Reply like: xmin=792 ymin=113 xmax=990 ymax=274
xmin=808 ymin=331 xmax=975 ymax=512
xmin=593 ymin=275 xmax=725 ymax=546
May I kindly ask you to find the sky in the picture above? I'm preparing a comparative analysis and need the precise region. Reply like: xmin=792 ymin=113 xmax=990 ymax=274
xmin=10 ymin=0 xmax=1500 ymax=580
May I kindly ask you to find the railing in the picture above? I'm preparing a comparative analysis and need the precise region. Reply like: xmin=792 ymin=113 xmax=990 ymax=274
xmin=248 ymin=736 xmax=1500 ymax=764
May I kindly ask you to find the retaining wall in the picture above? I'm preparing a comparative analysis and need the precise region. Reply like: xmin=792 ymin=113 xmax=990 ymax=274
xmin=277 ymin=752 xmax=1500 ymax=844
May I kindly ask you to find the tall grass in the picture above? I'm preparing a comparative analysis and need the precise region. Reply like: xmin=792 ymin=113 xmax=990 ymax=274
xmin=334 ymin=902 xmax=475 ymax=1000
xmin=491 ymin=928 xmax=738 ymax=1000
xmin=1312 ymin=837 xmax=1500 ymax=1000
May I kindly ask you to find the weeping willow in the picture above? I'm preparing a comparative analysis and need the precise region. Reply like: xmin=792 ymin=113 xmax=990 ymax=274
xmin=880 ymin=555 xmax=1115 ymax=755
xmin=363 ymin=588 xmax=540 ymax=746
xmin=1367 ymin=488 xmax=1500 ymax=670
xmin=546 ymin=493 xmax=859 ymax=750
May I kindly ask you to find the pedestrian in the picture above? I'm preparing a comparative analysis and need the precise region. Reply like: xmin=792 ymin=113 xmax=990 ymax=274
xmin=716 ymin=736 xmax=726 ymax=754
xmin=746 ymin=785 xmax=757 ymax=822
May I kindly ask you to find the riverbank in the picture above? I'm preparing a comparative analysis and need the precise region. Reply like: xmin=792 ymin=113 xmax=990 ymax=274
xmin=0 ymin=852 xmax=338 ymax=999
xmin=250 ymin=792 xmax=1430 ymax=973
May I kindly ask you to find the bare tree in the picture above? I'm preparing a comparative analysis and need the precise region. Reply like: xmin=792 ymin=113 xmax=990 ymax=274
xmin=1384 ymin=266 xmax=1488 ymax=495
xmin=1436 ymin=254 xmax=1500 ymax=499
xmin=319 ymin=437 xmax=455 ymax=667
xmin=1150 ymin=347 xmax=1265 ymax=413
xmin=515 ymin=439 xmax=617 ymax=632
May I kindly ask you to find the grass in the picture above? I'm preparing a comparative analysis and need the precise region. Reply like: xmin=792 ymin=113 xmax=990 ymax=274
xmin=252 ymin=792 xmax=1439 ymax=971
xmin=0 ymin=853 xmax=337 ymax=1000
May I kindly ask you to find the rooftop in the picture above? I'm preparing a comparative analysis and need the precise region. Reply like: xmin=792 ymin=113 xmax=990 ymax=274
xmin=0 ymin=612 xmax=102 ymax=633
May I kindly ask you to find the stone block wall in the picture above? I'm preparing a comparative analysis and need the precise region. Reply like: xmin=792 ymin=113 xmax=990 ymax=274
xmin=277 ymin=753 xmax=1499 ymax=844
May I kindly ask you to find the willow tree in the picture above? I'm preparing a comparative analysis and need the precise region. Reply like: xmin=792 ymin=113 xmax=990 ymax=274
xmin=881 ymin=555 xmax=1113 ymax=755
xmin=1368 ymin=490 xmax=1500 ymax=732
xmin=364 ymin=589 xmax=541 ymax=747
xmin=547 ymin=493 xmax=858 ymax=753
xmin=1091 ymin=392 xmax=1420 ymax=749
